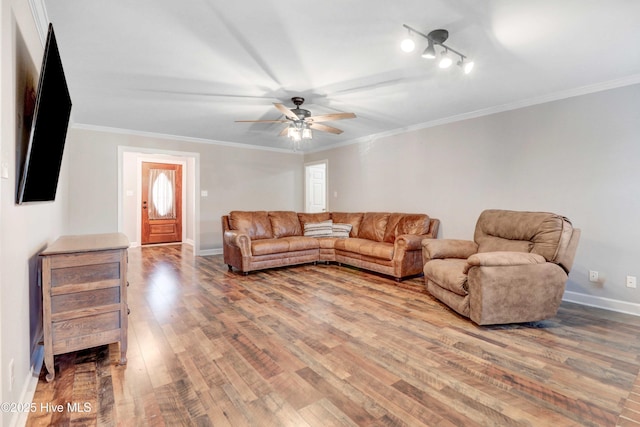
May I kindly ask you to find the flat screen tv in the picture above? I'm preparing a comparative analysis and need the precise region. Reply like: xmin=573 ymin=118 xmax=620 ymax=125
xmin=17 ymin=23 xmax=72 ymax=204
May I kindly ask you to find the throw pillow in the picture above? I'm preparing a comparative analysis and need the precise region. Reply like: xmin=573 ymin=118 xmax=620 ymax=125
xmin=332 ymin=223 xmax=352 ymax=238
xmin=304 ymin=220 xmax=333 ymax=237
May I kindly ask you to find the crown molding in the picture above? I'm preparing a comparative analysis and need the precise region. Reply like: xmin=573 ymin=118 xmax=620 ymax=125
xmin=308 ymin=73 xmax=640 ymax=154
xmin=71 ymin=123 xmax=303 ymax=155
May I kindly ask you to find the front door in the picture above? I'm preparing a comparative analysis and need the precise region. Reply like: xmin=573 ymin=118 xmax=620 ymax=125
xmin=141 ymin=162 xmax=182 ymax=244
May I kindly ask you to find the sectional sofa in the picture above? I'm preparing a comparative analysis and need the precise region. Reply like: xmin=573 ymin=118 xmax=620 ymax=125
xmin=222 ymin=211 xmax=439 ymax=280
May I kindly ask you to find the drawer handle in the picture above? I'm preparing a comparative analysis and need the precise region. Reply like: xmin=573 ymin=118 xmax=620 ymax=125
xmin=127 ymin=307 xmax=131 ymax=315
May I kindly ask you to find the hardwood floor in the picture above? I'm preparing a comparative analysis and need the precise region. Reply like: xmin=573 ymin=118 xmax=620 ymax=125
xmin=27 ymin=244 xmax=640 ymax=426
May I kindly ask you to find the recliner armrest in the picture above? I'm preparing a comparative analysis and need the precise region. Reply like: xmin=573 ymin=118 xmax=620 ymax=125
xmin=465 ymin=251 xmax=546 ymax=273
xmin=422 ymin=239 xmax=478 ymax=261
xmin=224 ymin=230 xmax=252 ymax=256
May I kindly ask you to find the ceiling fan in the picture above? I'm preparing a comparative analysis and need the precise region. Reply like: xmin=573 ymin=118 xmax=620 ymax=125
xmin=235 ymin=97 xmax=356 ymax=138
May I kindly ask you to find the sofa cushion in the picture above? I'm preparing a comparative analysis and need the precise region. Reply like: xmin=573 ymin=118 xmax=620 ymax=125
xmin=304 ymin=220 xmax=333 ymax=237
xmin=423 ymin=259 xmax=469 ymax=296
xmin=331 ymin=212 xmax=363 ymax=237
xmin=251 ymin=236 xmax=319 ymax=256
xmin=359 ymin=240 xmax=394 ymax=260
xmin=396 ymin=214 xmax=430 ymax=236
xmin=269 ymin=211 xmax=302 ymax=238
xmin=383 ymin=213 xmax=405 ymax=243
xmin=382 ymin=213 xmax=431 ymax=243
xmin=334 ymin=238 xmax=394 ymax=260
xmin=298 ymin=212 xmax=331 ymax=228
xmin=230 ymin=211 xmax=273 ymax=240
xmin=358 ymin=212 xmax=390 ymax=242
xmin=332 ymin=223 xmax=352 ymax=238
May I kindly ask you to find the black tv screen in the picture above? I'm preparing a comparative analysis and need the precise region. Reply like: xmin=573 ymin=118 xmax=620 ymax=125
xmin=17 ymin=23 xmax=72 ymax=204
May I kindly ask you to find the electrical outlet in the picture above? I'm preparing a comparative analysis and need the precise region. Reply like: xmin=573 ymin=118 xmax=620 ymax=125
xmin=9 ymin=359 xmax=14 ymax=392
xmin=626 ymin=276 xmax=637 ymax=288
xmin=589 ymin=270 xmax=598 ymax=282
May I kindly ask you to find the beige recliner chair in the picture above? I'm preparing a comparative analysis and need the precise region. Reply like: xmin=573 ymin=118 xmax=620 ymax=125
xmin=422 ymin=209 xmax=580 ymax=325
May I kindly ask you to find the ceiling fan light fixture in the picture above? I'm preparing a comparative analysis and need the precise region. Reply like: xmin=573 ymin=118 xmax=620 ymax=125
xmin=302 ymin=125 xmax=312 ymax=140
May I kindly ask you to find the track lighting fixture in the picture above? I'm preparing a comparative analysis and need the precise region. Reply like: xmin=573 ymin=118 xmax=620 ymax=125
xmin=401 ymin=24 xmax=474 ymax=74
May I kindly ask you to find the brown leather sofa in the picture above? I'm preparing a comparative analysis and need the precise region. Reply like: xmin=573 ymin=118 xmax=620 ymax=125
xmin=222 ymin=211 xmax=439 ymax=280
xmin=422 ymin=209 xmax=580 ymax=325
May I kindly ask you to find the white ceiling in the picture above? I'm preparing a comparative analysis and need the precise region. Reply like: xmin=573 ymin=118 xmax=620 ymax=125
xmin=43 ymin=0 xmax=640 ymax=152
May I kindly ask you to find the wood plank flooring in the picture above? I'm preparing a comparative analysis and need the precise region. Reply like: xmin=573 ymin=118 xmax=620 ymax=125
xmin=27 ymin=244 xmax=640 ymax=426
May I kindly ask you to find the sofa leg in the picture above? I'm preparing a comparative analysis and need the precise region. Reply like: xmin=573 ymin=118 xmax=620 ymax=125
xmin=313 ymin=261 xmax=317 ymax=265
xmin=227 ymin=264 xmax=233 ymax=271
xmin=242 ymin=271 xmax=249 ymax=276
xmin=325 ymin=261 xmax=330 ymax=265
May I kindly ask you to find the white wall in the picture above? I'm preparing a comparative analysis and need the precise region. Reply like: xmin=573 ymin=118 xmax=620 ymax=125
xmin=1 ymin=1 xmax=70 ymax=425
xmin=65 ymin=128 xmax=304 ymax=252
xmin=305 ymin=84 xmax=640 ymax=315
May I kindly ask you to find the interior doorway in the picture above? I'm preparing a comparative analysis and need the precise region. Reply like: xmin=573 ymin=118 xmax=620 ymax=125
xmin=305 ymin=160 xmax=328 ymax=213
xmin=141 ymin=162 xmax=183 ymax=244
xmin=118 ymin=147 xmax=199 ymax=252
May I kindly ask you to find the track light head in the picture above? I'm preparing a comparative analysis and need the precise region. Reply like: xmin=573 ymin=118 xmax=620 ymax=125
xmin=458 ymin=59 xmax=474 ymax=74
xmin=401 ymin=38 xmax=416 ymax=53
xmin=438 ymin=50 xmax=452 ymax=68
xmin=400 ymin=28 xmax=416 ymax=52
xmin=421 ymin=42 xmax=436 ymax=59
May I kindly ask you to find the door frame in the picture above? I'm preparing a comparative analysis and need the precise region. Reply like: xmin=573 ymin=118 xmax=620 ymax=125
xmin=304 ymin=159 xmax=329 ymax=213
xmin=117 ymin=146 xmax=200 ymax=253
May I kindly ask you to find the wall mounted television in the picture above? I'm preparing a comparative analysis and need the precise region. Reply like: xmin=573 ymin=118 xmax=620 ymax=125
xmin=17 ymin=23 xmax=72 ymax=204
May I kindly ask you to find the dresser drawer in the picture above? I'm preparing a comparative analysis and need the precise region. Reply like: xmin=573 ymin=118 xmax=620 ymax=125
xmin=52 ymin=310 xmax=121 ymax=342
xmin=51 ymin=287 xmax=120 ymax=315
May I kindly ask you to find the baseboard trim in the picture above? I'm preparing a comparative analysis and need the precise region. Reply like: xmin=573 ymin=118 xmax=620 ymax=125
xmin=11 ymin=345 xmax=44 ymax=427
xmin=563 ymin=291 xmax=640 ymax=317
xmin=198 ymin=248 xmax=223 ymax=256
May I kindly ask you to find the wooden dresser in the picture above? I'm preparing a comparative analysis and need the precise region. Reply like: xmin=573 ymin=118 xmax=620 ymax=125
xmin=40 ymin=233 xmax=129 ymax=382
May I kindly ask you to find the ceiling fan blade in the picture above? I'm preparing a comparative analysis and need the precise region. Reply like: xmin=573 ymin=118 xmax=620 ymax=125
xmin=234 ymin=119 xmax=289 ymax=123
xmin=307 ymin=112 xmax=356 ymax=123
xmin=273 ymin=103 xmax=299 ymax=120
xmin=278 ymin=126 xmax=289 ymax=137
xmin=309 ymin=122 xmax=343 ymax=135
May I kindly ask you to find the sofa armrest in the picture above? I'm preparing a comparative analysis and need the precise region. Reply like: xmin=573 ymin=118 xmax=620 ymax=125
xmin=395 ymin=234 xmax=426 ymax=251
xmin=422 ymin=239 xmax=478 ymax=261
xmin=467 ymin=251 xmax=546 ymax=268
xmin=224 ymin=230 xmax=252 ymax=256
